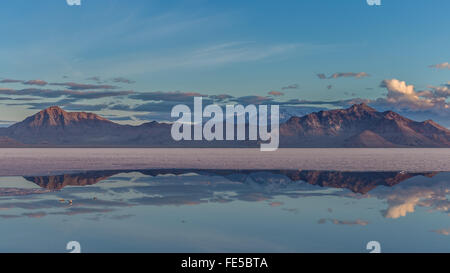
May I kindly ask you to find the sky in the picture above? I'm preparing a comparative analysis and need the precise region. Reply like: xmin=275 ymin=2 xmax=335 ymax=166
xmin=0 ymin=0 xmax=449 ymax=126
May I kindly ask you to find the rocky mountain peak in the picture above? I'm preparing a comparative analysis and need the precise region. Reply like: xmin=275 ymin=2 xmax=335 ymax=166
xmin=346 ymin=103 xmax=377 ymax=115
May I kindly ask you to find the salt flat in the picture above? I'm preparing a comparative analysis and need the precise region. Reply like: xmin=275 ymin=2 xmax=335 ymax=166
xmin=0 ymin=148 xmax=449 ymax=176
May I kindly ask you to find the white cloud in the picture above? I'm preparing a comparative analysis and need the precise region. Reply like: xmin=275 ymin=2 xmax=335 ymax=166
xmin=371 ymin=177 xmax=450 ymax=219
xmin=384 ymin=196 xmax=422 ymax=219
xmin=378 ymin=79 xmax=449 ymax=113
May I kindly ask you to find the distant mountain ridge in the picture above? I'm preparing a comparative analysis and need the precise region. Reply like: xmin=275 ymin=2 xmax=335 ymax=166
xmin=4 ymin=106 xmax=172 ymax=146
xmin=19 ymin=106 xmax=111 ymax=128
xmin=280 ymin=103 xmax=450 ymax=147
xmin=0 ymin=104 xmax=449 ymax=147
xmin=0 ymin=136 xmax=22 ymax=147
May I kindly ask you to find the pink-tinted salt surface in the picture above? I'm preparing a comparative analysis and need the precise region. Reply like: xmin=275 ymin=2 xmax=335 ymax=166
xmin=0 ymin=148 xmax=449 ymax=176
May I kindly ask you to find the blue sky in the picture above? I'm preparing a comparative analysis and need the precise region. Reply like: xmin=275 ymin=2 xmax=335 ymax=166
xmin=0 ymin=0 xmax=449 ymax=125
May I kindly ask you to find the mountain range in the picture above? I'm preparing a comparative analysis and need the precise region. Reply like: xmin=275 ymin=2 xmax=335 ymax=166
xmin=280 ymin=103 xmax=450 ymax=147
xmin=23 ymin=169 xmax=437 ymax=194
xmin=0 ymin=104 xmax=449 ymax=147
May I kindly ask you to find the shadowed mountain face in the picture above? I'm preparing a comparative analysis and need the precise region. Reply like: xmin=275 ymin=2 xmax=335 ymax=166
xmin=1 ymin=104 xmax=449 ymax=147
xmin=279 ymin=170 xmax=438 ymax=194
xmin=23 ymin=169 xmax=437 ymax=194
xmin=4 ymin=106 xmax=173 ymax=146
xmin=280 ymin=104 xmax=450 ymax=147
xmin=24 ymin=170 xmax=121 ymax=190
xmin=207 ymin=170 xmax=438 ymax=194
xmin=0 ymin=136 xmax=22 ymax=147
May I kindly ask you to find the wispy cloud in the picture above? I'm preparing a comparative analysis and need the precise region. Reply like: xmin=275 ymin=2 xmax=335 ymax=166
xmin=99 ymin=42 xmax=301 ymax=75
xmin=50 ymin=82 xmax=117 ymax=90
xmin=86 ymin=77 xmax=102 ymax=83
xmin=281 ymin=84 xmax=299 ymax=90
xmin=432 ymin=229 xmax=450 ymax=236
xmin=23 ymin=80 xmax=48 ymax=86
xmin=230 ymin=95 xmax=274 ymax=105
xmin=429 ymin=62 xmax=450 ymax=69
xmin=318 ymin=72 xmax=370 ymax=79
xmin=130 ymin=91 xmax=207 ymax=102
xmin=268 ymin=91 xmax=284 ymax=96
xmin=0 ymin=79 xmax=23 ymax=84
xmin=112 ymin=77 xmax=135 ymax=84
xmin=183 ymin=42 xmax=299 ymax=67
xmin=209 ymin=94 xmax=234 ymax=101
xmin=0 ymin=88 xmax=133 ymax=100
xmin=318 ymin=218 xmax=369 ymax=226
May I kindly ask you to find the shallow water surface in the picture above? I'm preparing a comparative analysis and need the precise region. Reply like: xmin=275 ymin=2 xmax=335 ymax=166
xmin=0 ymin=169 xmax=448 ymax=252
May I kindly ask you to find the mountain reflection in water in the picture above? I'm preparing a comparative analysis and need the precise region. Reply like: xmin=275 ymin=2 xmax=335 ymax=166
xmin=23 ymin=169 xmax=438 ymax=193
xmin=1 ymin=169 xmax=442 ymax=218
xmin=0 ymin=169 xmax=448 ymax=252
